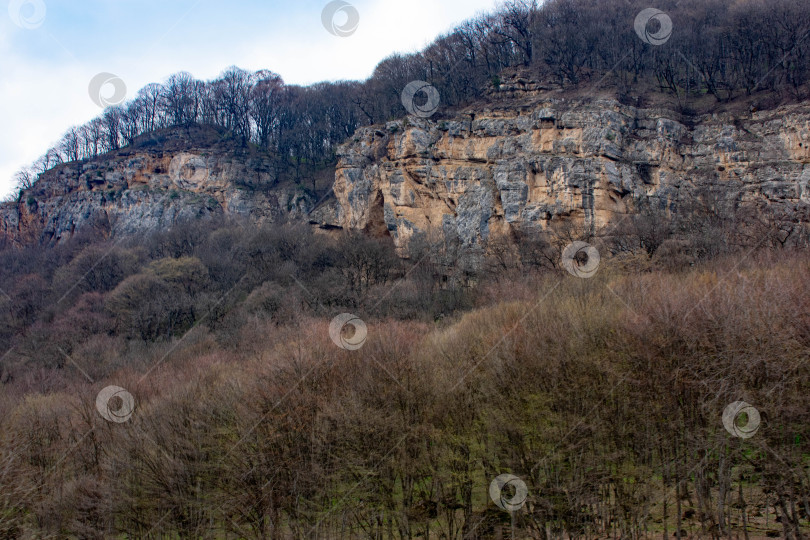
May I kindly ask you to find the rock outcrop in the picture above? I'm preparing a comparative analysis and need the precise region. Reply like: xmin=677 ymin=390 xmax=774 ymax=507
xmin=333 ymin=92 xmax=810 ymax=253
xmin=0 ymin=126 xmax=316 ymax=247
xmin=4 ymin=87 xmax=810 ymax=252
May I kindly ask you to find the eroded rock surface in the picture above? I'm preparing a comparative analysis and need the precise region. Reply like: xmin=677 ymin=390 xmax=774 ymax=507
xmin=333 ymin=96 xmax=810 ymax=252
xmin=4 ymin=94 xmax=810 ymax=252
xmin=0 ymin=128 xmax=315 ymax=246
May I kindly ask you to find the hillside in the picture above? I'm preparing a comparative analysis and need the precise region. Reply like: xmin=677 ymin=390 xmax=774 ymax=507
xmin=2 ymin=250 xmax=809 ymax=538
xmin=2 ymin=0 xmax=810 ymax=538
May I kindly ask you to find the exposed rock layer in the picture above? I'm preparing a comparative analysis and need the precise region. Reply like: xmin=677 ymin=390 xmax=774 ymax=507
xmin=4 ymin=94 xmax=810 ymax=251
xmin=0 ymin=128 xmax=314 ymax=247
xmin=333 ymin=96 xmax=810 ymax=252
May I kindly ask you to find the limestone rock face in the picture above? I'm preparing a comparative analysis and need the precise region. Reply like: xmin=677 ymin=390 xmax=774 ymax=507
xmin=0 ymin=129 xmax=315 ymax=247
xmin=333 ymin=98 xmax=810 ymax=253
xmin=4 ymin=98 xmax=810 ymax=252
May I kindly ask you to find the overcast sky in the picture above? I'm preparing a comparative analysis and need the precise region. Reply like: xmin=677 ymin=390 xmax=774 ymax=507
xmin=0 ymin=0 xmax=500 ymax=199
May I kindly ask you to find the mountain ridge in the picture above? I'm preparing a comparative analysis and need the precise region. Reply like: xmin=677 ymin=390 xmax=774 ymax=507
xmin=6 ymin=72 xmax=809 ymax=257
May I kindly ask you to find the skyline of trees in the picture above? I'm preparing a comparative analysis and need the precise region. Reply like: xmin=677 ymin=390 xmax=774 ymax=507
xmin=11 ymin=0 xmax=810 ymax=196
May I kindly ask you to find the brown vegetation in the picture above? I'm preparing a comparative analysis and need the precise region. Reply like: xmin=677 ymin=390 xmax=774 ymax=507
xmin=0 ymin=209 xmax=808 ymax=537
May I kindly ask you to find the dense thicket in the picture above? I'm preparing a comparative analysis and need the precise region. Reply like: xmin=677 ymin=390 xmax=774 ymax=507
xmin=1 ymin=194 xmax=808 ymax=373
xmin=1 ymin=243 xmax=808 ymax=538
xmin=13 ymin=0 xmax=810 ymax=193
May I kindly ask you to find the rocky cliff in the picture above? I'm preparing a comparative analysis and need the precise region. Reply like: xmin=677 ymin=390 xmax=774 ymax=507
xmin=0 ymin=126 xmax=316 ymax=247
xmin=4 ymin=87 xmax=810 ymax=252
xmin=333 ymin=85 xmax=810 ymax=253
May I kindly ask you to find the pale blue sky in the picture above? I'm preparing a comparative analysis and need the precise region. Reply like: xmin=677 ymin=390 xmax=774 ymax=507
xmin=0 ymin=0 xmax=500 ymax=198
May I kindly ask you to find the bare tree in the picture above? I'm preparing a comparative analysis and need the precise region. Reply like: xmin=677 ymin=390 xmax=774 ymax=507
xmin=212 ymin=66 xmax=254 ymax=143
xmin=162 ymin=72 xmax=199 ymax=126
xmin=102 ymin=107 xmax=123 ymax=151
xmin=13 ymin=168 xmax=35 ymax=191
xmin=249 ymin=71 xmax=284 ymax=150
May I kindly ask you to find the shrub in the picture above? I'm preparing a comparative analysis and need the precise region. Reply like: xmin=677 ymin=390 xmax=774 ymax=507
xmin=106 ymin=273 xmax=195 ymax=340
xmin=52 ymin=245 xmax=143 ymax=299
xmin=148 ymin=256 xmax=209 ymax=293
